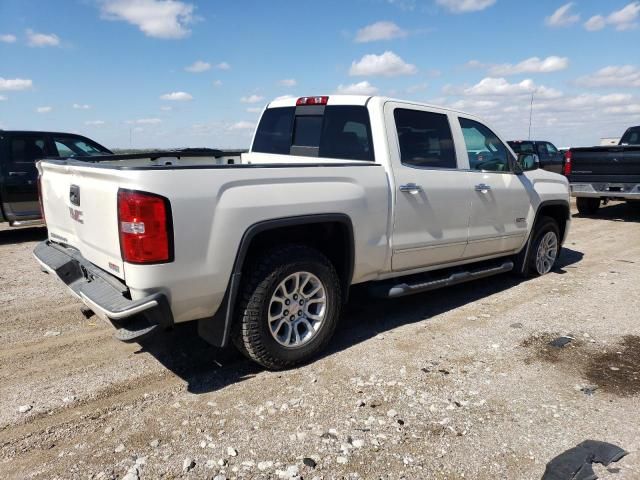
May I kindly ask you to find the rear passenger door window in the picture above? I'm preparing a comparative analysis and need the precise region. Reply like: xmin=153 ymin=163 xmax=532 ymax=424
xmin=544 ymin=142 xmax=558 ymax=155
xmin=9 ymin=135 xmax=48 ymax=169
xmin=459 ymin=118 xmax=512 ymax=173
xmin=319 ymin=106 xmax=373 ymax=161
xmin=394 ymin=109 xmax=457 ymax=169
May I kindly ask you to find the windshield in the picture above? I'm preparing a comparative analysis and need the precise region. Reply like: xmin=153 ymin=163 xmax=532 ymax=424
xmin=620 ymin=127 xmax=640 ymax=145
xmin=53 ymin=136 xmax=112 ymax=157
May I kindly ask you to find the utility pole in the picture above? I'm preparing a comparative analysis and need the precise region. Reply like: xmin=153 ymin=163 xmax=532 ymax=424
xmin=528 ymin=91 xmax=535 ymax=140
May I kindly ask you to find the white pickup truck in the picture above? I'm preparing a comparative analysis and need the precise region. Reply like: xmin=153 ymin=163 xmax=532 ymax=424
xmin=35 ymin=95 xmax=570 ymax=369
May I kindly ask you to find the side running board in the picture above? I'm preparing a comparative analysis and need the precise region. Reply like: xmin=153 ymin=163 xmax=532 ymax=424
xmin=377 ymin=261 xmax=514 ymax=299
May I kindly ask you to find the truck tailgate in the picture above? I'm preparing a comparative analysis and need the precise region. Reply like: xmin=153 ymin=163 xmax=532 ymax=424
xmin=39 ymin=161 xmax=125 ymax=279
xmin=571 ymin=146 xmax=640 ymax=177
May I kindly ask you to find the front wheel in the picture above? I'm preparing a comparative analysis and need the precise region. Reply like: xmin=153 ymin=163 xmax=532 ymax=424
xmin=233 ymin=245 xmax=341 ymax=370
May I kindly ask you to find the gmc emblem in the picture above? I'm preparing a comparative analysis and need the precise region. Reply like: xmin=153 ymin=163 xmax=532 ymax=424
xmin=69 ymin=207 xmax=84 ymax=224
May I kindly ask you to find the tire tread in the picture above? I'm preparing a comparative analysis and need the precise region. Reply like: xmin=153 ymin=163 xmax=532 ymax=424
xmin=232 ymin=245 xmax=341 ymax=370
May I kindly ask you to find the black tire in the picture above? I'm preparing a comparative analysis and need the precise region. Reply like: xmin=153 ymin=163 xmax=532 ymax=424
xmin=514 ymin=216 xmax=561 ymax=278
xmin=576 ymin=197 xmax=600 ymax=215
xmin=233 ymin=245 xmax=342 ymax=370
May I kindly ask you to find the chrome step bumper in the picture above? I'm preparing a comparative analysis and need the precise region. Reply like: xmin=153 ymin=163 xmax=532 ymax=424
xmin=33 ymin=241 xmax=172 ymax=341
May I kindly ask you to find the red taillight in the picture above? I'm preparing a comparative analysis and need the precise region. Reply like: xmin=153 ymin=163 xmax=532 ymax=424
xmin=563 ymin=150 xmax=572 ymax=176
xmin=37 ymin=175 xmax=46 ymax=225
xmin=118 ymin=190 xmax=172 ymax=264
xmin=296 ymin=96 xmax=329 ymax=106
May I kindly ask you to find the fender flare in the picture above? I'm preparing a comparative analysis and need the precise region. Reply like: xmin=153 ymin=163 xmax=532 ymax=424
xmin=516 ymin=199 xmax=571 ymax=275
xmin=198 ymin=213 xmax=355 ymax=347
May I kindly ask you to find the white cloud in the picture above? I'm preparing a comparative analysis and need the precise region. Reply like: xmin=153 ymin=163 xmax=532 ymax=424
xmin=0 ymin=34 xmax=16 ymax=43
xmin=229 ymin=121 xmax=255 ymax=130
xmin=598 ymin=93 xmax=633 ymax=104
xmin=604 ymin=104 xmax=640 ymax=114
xmin=240 ymin=94 xmax=264 ymax=104
xmin=135 ymin=118 xmax=162 ymax=124
xmin=73 ymin=103 xmax=91 ymax=110
xmin=545 ymin=3 xmax=580 ymax=27
xmin=100 ymin=0 xmax=196 ymax=39
xmin=584 ymin=2 xmax=640 ymax=31
xmin=386 ymin=0 xmax=416 ymax=11
xmin=465 ymin=59 xmax=485 ymax=69
xmin=449 ymin=99 xmax=499 ymax=111
xmin=355 ymin=21 xmax=408 ymax=43
xmin=273 ymin=95 xmax=295 ymax=101
xmin=0 ymin=77 xmax=33 ymax=91
xmin=278 ymin=78 xmax=297 ymax=87
xmin=26 ymin=29 xmax=60 ymax=47
xmin=246 ymin=107 xmax=262 ymax=113
xmin=584 ymin=15 xmax=606 ymax=31
xmin=85 ymin=120 xmax=106 ymax=126
xmin=349 ymin=51 xmax=417 ymax=77
xmin=576 ymin=65 xmax=640 ymax=88
xmin=215 ymin=62 xmax=231 ymax=70
xmin=160 ymin=105 xmax=173 ymax=111
xmin=406 ymin=82 xmax=428 ymax=93
xmin=489 ymin=56 xmax=569 ymax=75
xmin=336 ymin=81 xmax=379 ymax=95
xmin=0 ymin=95 xmax=7 ymax=101
xmin=436 ymin=0 xmax=496 ymax=14
xmin=607 ymin=2 xmax=640 ymax=30
xmin=160 ymin=91 xmax=193 ymax=101
xmin=185 ymin=60 xmax=211 ymax=72
xmin=463 ymin=77 xmax=562 ymax=98
xmin=36 ymin=106 xmax=52 ymax=113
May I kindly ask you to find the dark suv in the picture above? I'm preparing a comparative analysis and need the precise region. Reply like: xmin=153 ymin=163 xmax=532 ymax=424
xmin=508 ymin=140 xmax=564 ymax=174
xmin=0 ymin=131 xmax=112 ymax=226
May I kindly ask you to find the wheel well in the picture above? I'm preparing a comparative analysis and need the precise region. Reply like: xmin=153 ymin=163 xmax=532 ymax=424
xmin=240 ymin=220 xmax=354 ymax=300
xmin=537 ymin=203 xmax=569 ymax=241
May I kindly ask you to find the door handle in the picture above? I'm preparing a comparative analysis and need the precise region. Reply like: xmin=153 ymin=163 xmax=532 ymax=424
xmin=399 ymin=183 xmax=423 ymax=194
xmin=475 ymin=183 xmax=492 ymax=192
xmin=9 ymin=171 xmax=28 ymax=177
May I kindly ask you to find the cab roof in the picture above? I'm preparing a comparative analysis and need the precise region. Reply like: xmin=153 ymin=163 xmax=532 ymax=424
xmin=265 ymin=94 xmax=479 ymax=119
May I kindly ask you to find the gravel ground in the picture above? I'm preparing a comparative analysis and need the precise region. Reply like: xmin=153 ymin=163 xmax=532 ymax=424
xmin=1 ymin=201 xmax=639 ymax=480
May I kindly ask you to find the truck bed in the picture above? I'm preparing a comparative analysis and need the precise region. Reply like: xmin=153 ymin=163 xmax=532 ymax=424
xmin=37 ymin=155 xmax=390 ymax=323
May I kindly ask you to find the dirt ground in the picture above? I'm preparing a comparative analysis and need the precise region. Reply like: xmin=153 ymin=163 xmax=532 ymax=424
xmin=1 ymin=201 xmax=639 ymax=480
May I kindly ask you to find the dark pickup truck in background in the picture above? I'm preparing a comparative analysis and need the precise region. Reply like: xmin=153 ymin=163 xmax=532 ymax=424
xmin=564 ymin=126 xmax=640 ymax=215
xmin=0 ymin=130 xmax=112 ymax=226
xmin=508 ymin=140 xmax=564 ymax=173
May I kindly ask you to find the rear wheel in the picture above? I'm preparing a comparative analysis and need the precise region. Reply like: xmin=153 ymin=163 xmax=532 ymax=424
xmin=233 ymin=245 xmax=341 ymax=370
xmin=576 ymin=197 xmax=600 ymax=215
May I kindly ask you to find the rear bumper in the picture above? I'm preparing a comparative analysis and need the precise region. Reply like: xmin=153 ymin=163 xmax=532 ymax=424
xmin=33 ymin=241 xmax=173 ymax=329
xmin=570 ymin=182 xmax=640 ymax=199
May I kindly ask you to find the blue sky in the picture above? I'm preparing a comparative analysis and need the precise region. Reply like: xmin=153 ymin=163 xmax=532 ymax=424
xmin=1 ymin=0 xmax=639 ymax=149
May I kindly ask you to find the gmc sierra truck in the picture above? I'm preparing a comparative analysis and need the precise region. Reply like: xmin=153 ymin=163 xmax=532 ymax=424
xmin=34 ymin=95 xmax=571 ymax=370
xmin=0 ymin=130 xmax=112 ymax=226
xmin=565 ymin=126 xmax=640 ymax=215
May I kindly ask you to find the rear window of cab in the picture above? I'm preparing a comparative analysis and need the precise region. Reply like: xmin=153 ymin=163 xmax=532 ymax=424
xmin=252 ymin=106 xmax=374 ymax=161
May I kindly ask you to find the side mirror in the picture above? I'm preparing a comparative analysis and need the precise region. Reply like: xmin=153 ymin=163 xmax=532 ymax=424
xmin=515 ymin=153 xmax=539 ymax=173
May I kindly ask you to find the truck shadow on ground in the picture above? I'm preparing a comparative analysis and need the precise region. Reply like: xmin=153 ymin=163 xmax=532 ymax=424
xmin=138 ymin=247 xmax=584 ymax=394
xmin=0 ymin=226 xmax=47 ymax=245
xmin=573 ymin=202 xmax=640 ymax=223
